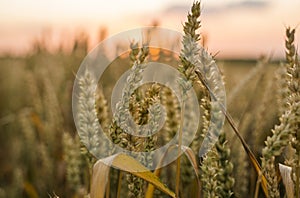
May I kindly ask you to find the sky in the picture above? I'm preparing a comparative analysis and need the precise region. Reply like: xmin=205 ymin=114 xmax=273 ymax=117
xmin=0 ymin=0 xmax=300 ymax=58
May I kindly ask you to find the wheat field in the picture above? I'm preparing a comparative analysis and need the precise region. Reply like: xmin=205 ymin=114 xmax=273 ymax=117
xmin=0 ymin=2 xmax=300 ymax=198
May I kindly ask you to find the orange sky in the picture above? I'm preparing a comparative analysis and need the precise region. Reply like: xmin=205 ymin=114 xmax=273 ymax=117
xmin=0 ymin=0 xmax=299 ymax=58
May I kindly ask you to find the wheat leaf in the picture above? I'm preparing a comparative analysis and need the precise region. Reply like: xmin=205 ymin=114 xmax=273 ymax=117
xmin=91 ymin=153 xmax=176 ymax=198
xmin=91 ymin=159 xmax=111 ymax=198
xmin=279 ymin=163 xmax=294 ymax=198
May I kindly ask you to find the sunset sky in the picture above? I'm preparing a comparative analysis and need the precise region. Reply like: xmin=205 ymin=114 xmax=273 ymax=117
xmin=0 ymin=0 xmax=299 ymax=58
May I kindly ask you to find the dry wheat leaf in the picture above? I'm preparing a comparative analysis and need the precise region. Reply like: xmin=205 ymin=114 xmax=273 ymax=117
xmin=249 ymin=153 xmax=268 ymax=196
xmin=91 ymin=153 xmax=175 ymax=198
xmin=279 ymin=163 xmax=294 ymax=198
xmin=90 ymin=159 xmax=110 ymax=198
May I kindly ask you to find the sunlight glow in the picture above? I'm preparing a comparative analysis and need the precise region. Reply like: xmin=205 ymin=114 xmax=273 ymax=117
xmin=0 ymin=0 xmax=299 ymax=58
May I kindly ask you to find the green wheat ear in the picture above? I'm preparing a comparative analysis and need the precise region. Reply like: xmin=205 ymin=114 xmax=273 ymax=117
xmin=261 ymin=27 xmax=300 ymax=198
xmin=95 ymin=86 xmax=109 ymax=133
xmin=77 ymin=70 xmax=103 ymax=157
xmin=110 ymin=41 xmax=152 ymax=198
xmin=201 ymin=132 xmax=235 ymax=198
xmin=285 ymin=27 xmax=300 ymax=198
xmin=63 ymin=132 xmax=82 ymax=192
xmin=178 ymin=1 xmax=201 ymax=84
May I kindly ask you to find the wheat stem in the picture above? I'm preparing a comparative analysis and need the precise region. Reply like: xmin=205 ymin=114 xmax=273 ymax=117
xmin=176 ymin=1 xmax=201 ymax=196
xmin=175 ymin=99 xmax=185 ymax=197
xmin=254 ymin=172 xmax=262 ymax=198
xmin=117 ymin=171 xmax=123 ymax=198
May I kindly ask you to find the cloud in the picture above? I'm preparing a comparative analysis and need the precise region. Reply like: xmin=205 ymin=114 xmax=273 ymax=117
xmin=164 ymin=0 xmax=271 ymax=15
xmin=226 ymin=0 xmax=270 ymax=10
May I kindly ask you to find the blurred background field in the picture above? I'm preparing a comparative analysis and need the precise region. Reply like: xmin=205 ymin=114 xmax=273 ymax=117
xmin=0 ymin=0 xmax=300 ymax=197
xmin=0 ymin=43 xmax=280 ymax=197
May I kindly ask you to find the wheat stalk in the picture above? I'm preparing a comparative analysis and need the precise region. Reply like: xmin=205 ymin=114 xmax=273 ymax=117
xmin=176 ymin=2 xmax=202 ymax=196
xmin=108 ymin=42 xmax=152 ymax=198
xmin=285 ymin=27 xmax=300 ymax=198
xmin=261 ymin=27 xmax=300 ymax=198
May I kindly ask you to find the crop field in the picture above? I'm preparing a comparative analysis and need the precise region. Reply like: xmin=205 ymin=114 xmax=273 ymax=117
xmin=0 ymin=1 xmax=300 ymax=198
